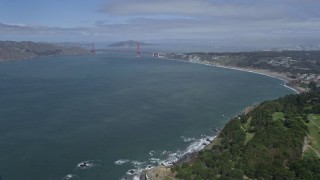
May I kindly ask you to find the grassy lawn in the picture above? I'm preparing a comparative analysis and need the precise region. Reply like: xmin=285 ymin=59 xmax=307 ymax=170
xmin=245 ymin=132 xmax=255 ymax=144
xmin=308 ymin=114 xmax=320 ymax=127
xmin=243 ymin=117 xmax=252 ymax=130
xmin=241 ymin=117 xmax=255 ymax=144
xmin=272 ymin=112 xmax=284 ymax=121
xmin=304 ymin=148 xmax=319 ymax=159
xmin=304 ymin=114 xmax=320 ymax=158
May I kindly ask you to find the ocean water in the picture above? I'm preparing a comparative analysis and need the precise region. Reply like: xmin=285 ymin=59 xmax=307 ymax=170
xmin=0 ymin=54 xmax=294 ymax=180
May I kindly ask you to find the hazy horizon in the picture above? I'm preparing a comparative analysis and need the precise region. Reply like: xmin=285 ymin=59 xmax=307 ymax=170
xmin=0 ymin=0 xmax=320 ymax=48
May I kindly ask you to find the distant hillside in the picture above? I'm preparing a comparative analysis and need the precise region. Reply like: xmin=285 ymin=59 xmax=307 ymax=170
xmin=108 ymin=40 xmax=155 ymax=47
xmin=167 ymin=51 xmax=320 ymax=91
xmin=0 ymin=41 xmax=89 ymax=62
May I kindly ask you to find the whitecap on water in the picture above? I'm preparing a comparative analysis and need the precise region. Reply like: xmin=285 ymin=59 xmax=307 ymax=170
xmin=76 ymin=160 xmax=102 ymax=169
xmin=61 ymin=174 xmax=78 ymax=180
xmin=159 ymin=135 xmax=216 ymax=167
xmin=131 ymin=161 xmax=143 ymax=168
xmin=145 ymin=165 xmax=153 ymax=170
xmin=120 ymin=135 xmax=217 ymax=178
xmin=149 ymin=158 xmax=160 ymax=164
xmin=180 ymin=136 xmax=196 ymax=142
xmin=114 ymin=159 xmax=129 ymax=165
xmin=127 ymin=169 xmax=137 ymax=175
xmin=149 ymin=150 xmax=155 ymax=156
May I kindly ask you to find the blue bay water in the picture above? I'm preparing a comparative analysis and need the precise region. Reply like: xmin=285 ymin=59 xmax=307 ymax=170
xmin=0 ymin=54 xmax=293 ymax=179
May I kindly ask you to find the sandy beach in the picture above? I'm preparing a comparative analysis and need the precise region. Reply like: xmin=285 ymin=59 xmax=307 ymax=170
xmin=207 ymin=64 xmax=302 ymax=94
xmin=167 ymin=58 xmax=305 ymax=94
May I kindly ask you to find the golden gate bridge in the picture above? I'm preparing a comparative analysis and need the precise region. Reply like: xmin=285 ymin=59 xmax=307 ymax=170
xmin=79 ymin=42 xmax=165 ymax=58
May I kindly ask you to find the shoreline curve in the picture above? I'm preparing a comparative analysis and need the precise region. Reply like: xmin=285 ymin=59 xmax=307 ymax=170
xmin=166 ymin=58 xmax=301 ymax=94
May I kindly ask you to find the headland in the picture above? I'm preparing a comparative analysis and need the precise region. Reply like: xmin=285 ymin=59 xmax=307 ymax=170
xmin=0 ymin=41 xmax=89 ymax=62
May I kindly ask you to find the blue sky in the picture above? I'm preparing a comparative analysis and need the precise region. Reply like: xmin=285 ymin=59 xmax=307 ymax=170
xmin=0 ymin=0 xmax=320 ymax=46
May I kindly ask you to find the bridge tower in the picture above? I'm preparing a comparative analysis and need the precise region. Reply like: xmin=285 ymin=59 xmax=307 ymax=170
xmin=90 ymin=42 xmax=96 ymax=54
xmin=136 ymin=42 xmax=141 ymax=57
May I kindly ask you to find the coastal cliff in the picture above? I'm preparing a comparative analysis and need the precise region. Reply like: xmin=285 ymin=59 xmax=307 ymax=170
xmin=0 ymin=41 xmax=89 ymax=62
xmin=146 ymin=87 xmax=320 ymax=179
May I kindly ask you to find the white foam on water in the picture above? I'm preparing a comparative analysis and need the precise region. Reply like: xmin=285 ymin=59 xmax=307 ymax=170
xmin=160 ymin=135 xmax=216 ymax=166
xmin=180 ymin=136 xmax=196 ymax=142
xmin=120 ymin=135 xmax=217 ymax=179
xmin=66 ymin=174 xmax=73 ymax=178
xmin=149 ymin=158 xmax=160 ymax=164
xmin=126 ymin=169 xmax=137 ymax=175
xmin=161 ymin=150 xmax=169 ymax=155
xmin=62 ymin=160 xmax=102 ymax=179
xmin=149 ymin=150 xmax=155 ymax=156
xmin=114 ymin=159 xmax=130 ymax=165
xmin=131 ymin=161 xmax=143 ymax=168
xmin=62 ymin=174 xmax=78 ymax=180
xmin=76 ymin=160 xmax=102 ymax=169
xmin=145 ymin=165 xmax=153 ymax=170
xmin=133 ymin=176 xmax=140 ymax=180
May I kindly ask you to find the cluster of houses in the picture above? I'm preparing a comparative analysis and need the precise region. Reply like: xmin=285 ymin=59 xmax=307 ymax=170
xmin=294 ymin=73 xmax=320 ymax=85
xmin=266 ymin=56 xmax=297 ymax=68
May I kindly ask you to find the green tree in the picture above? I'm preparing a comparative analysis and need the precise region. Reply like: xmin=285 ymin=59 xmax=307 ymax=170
xmin=308 ymin=81 xmax=318 ymax=92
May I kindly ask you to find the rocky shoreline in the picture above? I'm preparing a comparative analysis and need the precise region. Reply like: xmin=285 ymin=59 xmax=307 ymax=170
xmin=139 ymin=57 xmax=301 ymax=180
xmin=140 ymin=104 xmax=258 ymax=180
xmin=123 ymin=134 xmax=216 ymax=180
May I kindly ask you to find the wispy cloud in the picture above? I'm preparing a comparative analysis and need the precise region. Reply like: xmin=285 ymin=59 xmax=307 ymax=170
xmin=1 ymin=0 xmax=320 ymax=45
xmin=95 ymin=0 xmax=320 ymax=43
xmin=0 ymin=23 xmax=96 ymax=36
xmin=99 ymin=0 xmax=319 ymax=21
xmin=0 ymin=23 xmax=100 ymax=41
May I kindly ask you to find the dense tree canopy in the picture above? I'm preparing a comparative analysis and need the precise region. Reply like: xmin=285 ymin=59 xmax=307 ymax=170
xmin=175 ymin=90 xmax=320 ymax=179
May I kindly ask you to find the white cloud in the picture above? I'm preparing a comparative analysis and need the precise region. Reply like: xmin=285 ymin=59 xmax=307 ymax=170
xmin=1 ymin=0 xmax=320 ymax=45
xmin=99 ymin=0 xmax=284 ymax=20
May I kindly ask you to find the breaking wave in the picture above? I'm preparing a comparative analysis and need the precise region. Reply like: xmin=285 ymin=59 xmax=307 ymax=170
xmin=119 ymin=134 xmax=217 ymax=179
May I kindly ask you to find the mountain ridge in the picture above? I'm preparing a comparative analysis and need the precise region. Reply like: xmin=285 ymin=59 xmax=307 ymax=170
xmin=108 ymin=40 xmax=155 ymax=47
